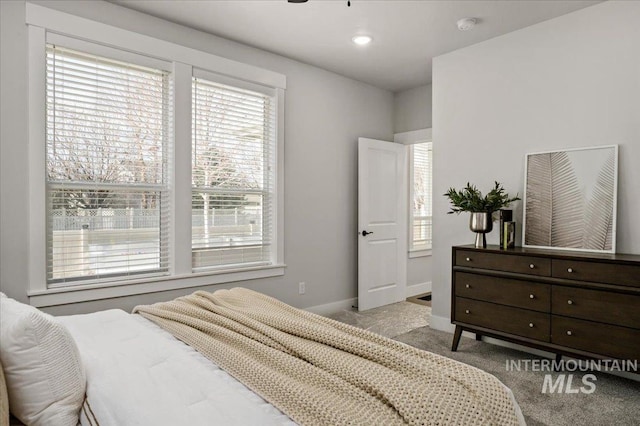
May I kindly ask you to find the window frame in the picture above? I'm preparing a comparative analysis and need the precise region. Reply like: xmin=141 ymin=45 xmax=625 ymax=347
xmin=190 ymin=70 xmax=278 ymax=271
xmin=45 ymin=42 xmax=173 ymax=286
xmin=394 ymin=128 xmax=432 ymax=258
xmin=27 ymin=4 xmax=286 ymax=307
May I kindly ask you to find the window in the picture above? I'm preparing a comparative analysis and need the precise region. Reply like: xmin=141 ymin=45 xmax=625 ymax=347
xmin=28 ymin=5 xmax=286 ymax=305
xmin=410 ymin=142 xmax=433 ymax=251
xmin=46 ymin=45 xmax=170 ymax=285
xmin=192 ymin=77 xmax=276 ymax=270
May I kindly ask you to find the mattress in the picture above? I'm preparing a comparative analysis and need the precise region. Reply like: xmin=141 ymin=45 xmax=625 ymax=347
xmin=58 ymin=309 xmax=296 ymax=426
xmin=59 ymin=308 xmax=525 ymax=426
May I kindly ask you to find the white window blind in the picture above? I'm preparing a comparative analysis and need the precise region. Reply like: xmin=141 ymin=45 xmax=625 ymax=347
xmin=46 ymin=45 xmax=170 ymax=286
xmin=411 ymin=142 xmax=433 ymax=250
xmin=192 ymin=77 xmax=276 ymax=269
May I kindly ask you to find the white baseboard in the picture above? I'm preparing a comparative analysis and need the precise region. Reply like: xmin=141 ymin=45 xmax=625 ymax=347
xmin=304 ymin=297 xmax=357 ymax=316
xmin=307 ymin=283 xmax=432 ymax=315
xmin=429 ymin=314 xmax=455 ymax=333
xmin=406 ymin=281 xmax=432 ymax=298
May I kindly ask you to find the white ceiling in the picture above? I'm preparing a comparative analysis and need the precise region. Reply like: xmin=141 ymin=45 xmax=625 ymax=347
xmin=111 ymin=0 xmax=601 ymax=92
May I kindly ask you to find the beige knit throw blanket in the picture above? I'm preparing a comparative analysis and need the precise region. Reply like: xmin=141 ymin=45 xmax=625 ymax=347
xmin=133 ymin=288 xmax=522 ymax=426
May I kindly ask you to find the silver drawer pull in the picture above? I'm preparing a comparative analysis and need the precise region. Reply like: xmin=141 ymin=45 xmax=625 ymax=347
xmin=529 ymin=294 xmax=535 ymax=299
xmin=466 ymin=257 xmax=471 ymax=262
xmin=567 ymin=268 xmax=573 ymax=273
xmin=529 ymin=323 xmax=534 ymax=328
xmin=465 ymin=284 xmax=471 ymax=289
xmin=529 ymin=264 xmax=535 ymax=269
xmin=567 ymin=331 xmax=573 ymax=336
xmin=567 ymin=300 xmax=573 ymax=305
xmin=465 ymin=309 xmax=470 ymax=314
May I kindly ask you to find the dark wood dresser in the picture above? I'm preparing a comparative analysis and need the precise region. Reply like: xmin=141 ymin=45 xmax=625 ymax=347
xmin=451 ymin=245 xmax=640 ymax=362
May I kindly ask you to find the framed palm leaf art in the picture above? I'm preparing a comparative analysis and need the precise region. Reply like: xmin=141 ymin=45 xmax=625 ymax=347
xmin=523 ymin=145 xmax=618 ymax=253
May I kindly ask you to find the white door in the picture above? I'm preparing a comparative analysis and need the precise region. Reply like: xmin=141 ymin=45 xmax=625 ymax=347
xmin=358 ymin=137 xmax=407 ymax=311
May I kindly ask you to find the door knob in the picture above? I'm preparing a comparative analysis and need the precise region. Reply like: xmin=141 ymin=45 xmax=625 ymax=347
xmin=361 ymin=230 xmax=374 ymax=236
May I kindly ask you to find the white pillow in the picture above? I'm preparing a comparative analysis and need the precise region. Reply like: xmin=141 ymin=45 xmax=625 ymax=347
xmin=0 ymin=359 xmax=9 ymax=426
xmin=0 ymin=293 xmax=85 ymax=426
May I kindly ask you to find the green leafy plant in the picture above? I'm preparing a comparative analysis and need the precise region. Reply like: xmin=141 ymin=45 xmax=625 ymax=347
xmin=444 ymin=181 xmax=520 ymax=214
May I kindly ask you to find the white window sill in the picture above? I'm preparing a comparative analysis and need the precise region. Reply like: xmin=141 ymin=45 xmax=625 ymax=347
xmin=28 ymin=264 xmax=286 ymax=308
xmin=409 ymin=249 xmax=432 ymax=259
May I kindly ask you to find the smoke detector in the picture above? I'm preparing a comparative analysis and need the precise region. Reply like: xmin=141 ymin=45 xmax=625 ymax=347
xmin=457 ymin=18 xmax=477 ymax=31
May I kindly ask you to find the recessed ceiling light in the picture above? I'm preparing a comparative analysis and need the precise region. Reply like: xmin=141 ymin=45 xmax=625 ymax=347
xmin=352 ymin=35 xmax=372 ymax=46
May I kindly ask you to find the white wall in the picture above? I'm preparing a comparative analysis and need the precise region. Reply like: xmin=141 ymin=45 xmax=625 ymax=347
xmin=431 ymin=0 xmax=640 ymax=329
xmin=393 ymin=84 xmax=433 ymax=292
xmin=0 ymin=0 xmax=394 ymax=315
xmin=394 ymin=84 xmax=432 ymax=134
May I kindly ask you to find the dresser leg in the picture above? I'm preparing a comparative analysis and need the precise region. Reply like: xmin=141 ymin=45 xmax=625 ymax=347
xmin=475 ymin=333 xmax=482 ymax=341
xmin=554 ymin=354 xmax=563 ymax=371
xmin=452 ymin=325 xmax=463 ymax=351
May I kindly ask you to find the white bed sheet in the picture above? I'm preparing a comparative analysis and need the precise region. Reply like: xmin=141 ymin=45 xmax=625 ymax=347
xmin=58 ymin=309 xmax=296 ymax=426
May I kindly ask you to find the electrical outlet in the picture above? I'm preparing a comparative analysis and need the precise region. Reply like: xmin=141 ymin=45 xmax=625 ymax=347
xmin=298 ymin=282 xmax=306 ymax=295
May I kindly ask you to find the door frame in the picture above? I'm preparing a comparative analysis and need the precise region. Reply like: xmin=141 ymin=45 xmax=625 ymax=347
xmin=394 ymin=128 xmax=433 ymax=298
xmin=394 ymin=128 xmax=432 ymax=258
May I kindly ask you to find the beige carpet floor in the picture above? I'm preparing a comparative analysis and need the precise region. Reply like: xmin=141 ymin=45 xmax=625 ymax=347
xmin=395 ymin=325 xmax=640 ymax=426
xmin=328 ymin=301 xmax=640 ymax=426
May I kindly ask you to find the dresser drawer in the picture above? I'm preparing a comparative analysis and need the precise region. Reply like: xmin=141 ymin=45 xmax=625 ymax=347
xmin=455 ymin=298 xmax=550 ymax=341
xmin=552 ymin=316 xmax=640 ymax=360
xmin=553 ymin=259 xmax=640 ymax=288
xmin=455 ymin=272 xmax=550 ymax=312
xmin=551 ymin=286 xmax=640 ymax=329
xmin=455 ymin=250 xmax=550 ymax=276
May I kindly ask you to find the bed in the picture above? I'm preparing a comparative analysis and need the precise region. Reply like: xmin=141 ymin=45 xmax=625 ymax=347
xmin=0 ymin=289 xmax=526 ymax=426
xmin=58 ymin=308 xmax=294 ymax=426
